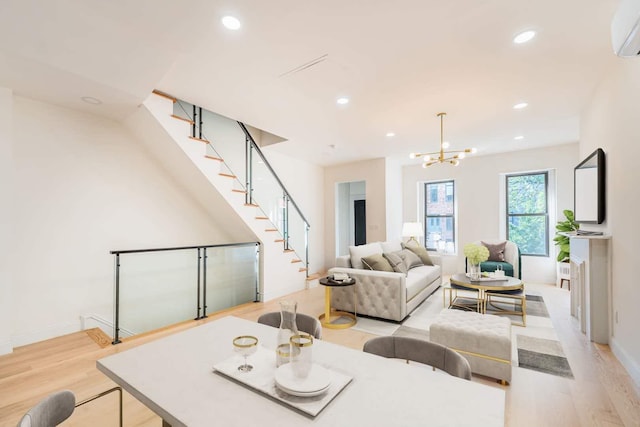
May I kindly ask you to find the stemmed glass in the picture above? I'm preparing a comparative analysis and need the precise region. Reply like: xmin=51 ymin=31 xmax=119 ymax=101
xmin=232 ymin=335 xmax=258 ymax=372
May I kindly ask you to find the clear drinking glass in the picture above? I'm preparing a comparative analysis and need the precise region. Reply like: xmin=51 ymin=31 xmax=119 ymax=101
xmin=290 ymin=333 xmax=313 ymax=378
xmin=233 ymin=335 xmax=258 ymax=372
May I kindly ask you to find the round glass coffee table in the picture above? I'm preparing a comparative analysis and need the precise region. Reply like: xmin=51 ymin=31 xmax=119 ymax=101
xmin=446 ymin=273 xmax=526 ymax=326
xmin=318 ymin=277 xmax=357 ymax=329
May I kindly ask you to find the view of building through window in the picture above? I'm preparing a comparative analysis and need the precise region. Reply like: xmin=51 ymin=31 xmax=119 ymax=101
xmin=424 ymin=180 xmax=455 ymax=252
xmin=506 ymin=172 xmax=549 ymax=256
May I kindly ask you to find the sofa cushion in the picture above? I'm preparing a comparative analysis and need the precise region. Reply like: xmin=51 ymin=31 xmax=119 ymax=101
xmin=349 ymin=242 xmax=383 ymax=269
xmin=481 ymin=241 xmax=507 ymax=262
xmin=362 ymin=254 xmax=394 ymax=272
xmin=403 ymin=241 xmax=434 ymax=266
xmin=383 ymin=251 xmax=408 ymax=275
xmin=398 ymin=249 xmax=424 ymax=270
xmin=405 ymin=265 xmax=441 ymax=300
xmin=381 ymin=241 xmax=402 ymax=253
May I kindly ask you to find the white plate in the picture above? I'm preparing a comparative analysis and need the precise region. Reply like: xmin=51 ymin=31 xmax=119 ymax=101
xmin=274 ymin=363 xmax=331 ymax=394
xmin=276 ymin=381 xmax=330 ymax=397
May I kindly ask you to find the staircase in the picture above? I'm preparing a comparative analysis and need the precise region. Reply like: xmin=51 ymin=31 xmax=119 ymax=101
xmin=124 ymin=91 xmax=310 ymax=301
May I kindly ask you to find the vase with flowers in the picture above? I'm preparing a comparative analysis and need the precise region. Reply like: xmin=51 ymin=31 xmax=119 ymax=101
xmin=463 ymin=243 xmax=490 ymax=280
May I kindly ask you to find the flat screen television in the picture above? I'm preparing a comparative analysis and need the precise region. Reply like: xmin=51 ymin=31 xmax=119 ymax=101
xmin=574 ymin=148 xmax=605 ymax=224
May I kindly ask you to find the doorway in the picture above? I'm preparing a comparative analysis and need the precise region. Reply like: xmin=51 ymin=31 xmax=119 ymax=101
xmin=336 ymin=181 xmax=366 ymax=256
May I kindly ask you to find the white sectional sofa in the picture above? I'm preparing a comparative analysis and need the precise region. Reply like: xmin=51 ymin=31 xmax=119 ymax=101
xmin=328 ymin=241 xmax=442 ymax=322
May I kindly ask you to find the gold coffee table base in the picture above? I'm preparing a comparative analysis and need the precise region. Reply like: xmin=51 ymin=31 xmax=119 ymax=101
xmin=318 ymin=278 xmax=357 ymax=329
xmin=319 ymin=311 xmax=357 ymax=329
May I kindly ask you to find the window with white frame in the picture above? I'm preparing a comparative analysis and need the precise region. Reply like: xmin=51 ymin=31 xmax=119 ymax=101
xmin=506 ymin=172 xmax=549 ymax=256
xmin=424 ymin=180 xmax=455 ymax=251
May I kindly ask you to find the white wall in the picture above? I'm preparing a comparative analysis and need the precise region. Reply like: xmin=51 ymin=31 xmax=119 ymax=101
xmin=324 ymin=158 xmax=387 ymax=269
xmin=403 ymin=144 xmax=578 ymax=282
xmin=385 ymin=157 xmax=404 ymax=242
xmin=261 ymin=147 xmax=325 ymax=275
xmin=580 ymin=58 xmax=640 ymax=388
xmin=10 ymin=96 xmax=238 ymax=348
xmin=0 ymin=88 xmax=13 ymax=354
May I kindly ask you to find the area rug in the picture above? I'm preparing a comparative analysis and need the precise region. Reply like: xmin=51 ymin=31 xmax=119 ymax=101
xmin=352 ymin=287 xmax=574 ymax=379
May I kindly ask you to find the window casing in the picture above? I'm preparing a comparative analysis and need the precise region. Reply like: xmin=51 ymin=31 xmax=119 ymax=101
xmin=424 ymin=180 xmax=455 ymax=251
xmin=506 ymin=172 xmax=549 ymax=256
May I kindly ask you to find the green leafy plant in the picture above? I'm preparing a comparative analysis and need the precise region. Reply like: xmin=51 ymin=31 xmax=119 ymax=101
xmin=463 ymin=243 xmax=489 ymax=265
xmin=553 ymin=209 xmax=579 ymax=262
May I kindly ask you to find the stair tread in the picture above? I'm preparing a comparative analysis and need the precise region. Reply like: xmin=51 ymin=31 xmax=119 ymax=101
xmin=204 ymin=154 xmax=223 ymax=161
xmin=305 ymin=272 xmax=326 ymax=281
xmin=265 ymin=228 xmax=278 ymax=232
xmin=255 ymin=216 xmax=269 ymax=220
xmin=219 ymin=173 xmax=236 ymax=178
xmin=232 ymin=189 xmax=248 ymax=194
xmin=291 ymin=259 xmax=302 ymax=263
xmin=190 ymin=136 xmax=210 ymax=144
xmin=298 ymin=268 xmax=308 ymax=272
xmin=274 ymin=239 xmax=285 ymax=242
xmin=244 ymin=203 xmax=259 ymax=207
xmin=152 ymin=89 xmax=176 ymax=102
xmin=171 ymin=114 xmax=194 ymax=124
xmin=284 ymin=249 xmax=294 ymax=253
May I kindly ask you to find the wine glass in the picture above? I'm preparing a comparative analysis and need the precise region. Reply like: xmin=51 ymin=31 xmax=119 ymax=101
xmin=232 ymin=335 xmax=258 ymax=372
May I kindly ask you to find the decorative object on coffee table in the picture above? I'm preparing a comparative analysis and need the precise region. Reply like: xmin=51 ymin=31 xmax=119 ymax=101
xmin=463 ymin=243 xmax=489 ymax=280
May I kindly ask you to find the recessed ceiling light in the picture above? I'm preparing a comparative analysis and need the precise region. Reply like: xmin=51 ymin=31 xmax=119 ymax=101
xmin=336 ymin=97 xmax=349 ymax=105
xmin=513 ymin=102 xmax=528 ymax=110
xmin=386 ymin=132 xmax=395 ymax=137
xmin=222 ymin=16 xmax=241 ymax=30
xmin=81 ymin=96 xmax=102 ymax=105
xmin=514 ymin=135 xmax=524 ymax=140
xmin=513 ymin=30 xmax=536 ymax=44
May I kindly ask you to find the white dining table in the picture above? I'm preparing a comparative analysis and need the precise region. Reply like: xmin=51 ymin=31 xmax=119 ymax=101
xmin=97 ymin=316 xmax=505 ymax=426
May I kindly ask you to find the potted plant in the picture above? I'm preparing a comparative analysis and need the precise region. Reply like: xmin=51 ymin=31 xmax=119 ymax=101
xmin=554 ymin=209 xmax=580 ymax=262
xmin=553 ymin=209 xmax=579 ymax=288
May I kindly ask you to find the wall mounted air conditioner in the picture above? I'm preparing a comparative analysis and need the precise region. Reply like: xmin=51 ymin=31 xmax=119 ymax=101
xmin=612 ymin=0 xmax=640 ymax=57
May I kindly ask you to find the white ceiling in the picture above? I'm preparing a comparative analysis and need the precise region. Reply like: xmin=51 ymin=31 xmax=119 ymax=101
xmin=0 ymin=0 xmax=620 ymax=166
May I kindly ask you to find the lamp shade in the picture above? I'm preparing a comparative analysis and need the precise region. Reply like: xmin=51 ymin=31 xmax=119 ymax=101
xmin=402 ymin=222 xmax=423 ymax=237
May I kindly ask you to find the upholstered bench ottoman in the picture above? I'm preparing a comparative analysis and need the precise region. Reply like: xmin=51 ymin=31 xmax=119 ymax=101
xmin=430 ymin=309 xmax=512 ymax=384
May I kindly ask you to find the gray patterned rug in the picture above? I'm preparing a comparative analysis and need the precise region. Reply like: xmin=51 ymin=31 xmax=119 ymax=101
xmin=354 ymin=289 xmax=574 ymax=379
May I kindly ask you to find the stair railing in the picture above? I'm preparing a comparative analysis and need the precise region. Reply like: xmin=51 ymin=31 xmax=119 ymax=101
xmin=172 ymin=99 xmax=310 ymax=276
xmin=110 ymin=242 xmax=260 ymax=344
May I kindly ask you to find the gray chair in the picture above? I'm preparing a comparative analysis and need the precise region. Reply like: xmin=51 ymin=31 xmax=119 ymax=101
xmin=17 ymin=387 xmax=123 ymax=427
xmin=363 ymin=336 xmax=472 ymax=380
xmin=257 ymin=312 xmax=323 ymax=339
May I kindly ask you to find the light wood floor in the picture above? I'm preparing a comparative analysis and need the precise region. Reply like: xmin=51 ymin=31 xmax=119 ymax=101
xmin=1 ymin=283 xmax=639 ymax=427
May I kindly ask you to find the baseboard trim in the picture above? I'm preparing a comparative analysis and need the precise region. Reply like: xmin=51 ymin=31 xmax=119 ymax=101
xmin=80 ymin=314 xmax=134 ymax=339
xmin=0 ymin=338 xmax=13 ymax=355
xmin=12 ymin=321 xmax=78 ymax=348
xmin=610 ymin=336 xmax=640 ymax=393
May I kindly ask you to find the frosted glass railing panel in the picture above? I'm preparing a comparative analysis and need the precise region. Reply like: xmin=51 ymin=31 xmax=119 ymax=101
xmin=205 ymin=245 xmax=258 ymax=313
xmin=288 ymin=208 xmax=307 ymax=262
xmin=119 ymin=250 xmax=198 ymax=336
xmin=251 ymin=145 xmax=284 ymax=227
xmin=200 ymin=109 xmax=247 ymax=181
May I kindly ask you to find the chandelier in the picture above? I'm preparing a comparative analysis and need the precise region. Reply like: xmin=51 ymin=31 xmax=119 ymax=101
xmin=410 ymin=112 xmax=476 ymax=167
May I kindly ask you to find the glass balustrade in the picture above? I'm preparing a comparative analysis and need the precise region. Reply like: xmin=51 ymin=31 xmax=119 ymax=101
xmin=112 ymin=243 xmax=259 ymax=344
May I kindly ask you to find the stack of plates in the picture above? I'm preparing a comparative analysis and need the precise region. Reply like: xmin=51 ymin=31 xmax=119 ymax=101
xmin=274 ymin=364 xmax=331 ymax=397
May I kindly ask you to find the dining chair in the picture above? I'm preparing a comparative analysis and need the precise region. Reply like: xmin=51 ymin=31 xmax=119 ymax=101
xmin=257 ymin=312 xmax=323 ymax=339
xmin=17 ymin=387 xmax=123 ymax=427
xmin=363 ymin=336 xmax=472 ymax=380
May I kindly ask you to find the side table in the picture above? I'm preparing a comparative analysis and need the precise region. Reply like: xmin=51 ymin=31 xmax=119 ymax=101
xmin=318 ymin=277 xmax=357 ymax=329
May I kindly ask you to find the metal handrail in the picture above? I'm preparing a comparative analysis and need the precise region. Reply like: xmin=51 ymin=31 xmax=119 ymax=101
xmin=110 ymin=241 xmax=259 ymax=255
xmin=237 ymin=122 xmax=310 ymax=227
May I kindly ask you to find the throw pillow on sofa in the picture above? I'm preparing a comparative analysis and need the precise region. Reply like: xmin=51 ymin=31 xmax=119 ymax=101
xmin=349 ymin=242 xmax=384 ymax=269
xmin=402 ymin=241 xmax=434 ymax=266
xmin=481 ymin=241 xmax=506 ymax=262
xmin=383 ymin=252 xmax=408 ymax=275
xmin=361 ymin=254 xmax=394 ymax=272
xmin=398 ymin=249 xmax=424 ymax=270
